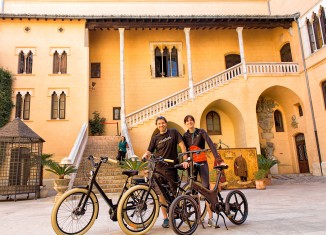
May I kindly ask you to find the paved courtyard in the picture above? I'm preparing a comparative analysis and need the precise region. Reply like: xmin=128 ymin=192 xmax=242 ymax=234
xmin=1 ymin=176 xmax=326 ymax=235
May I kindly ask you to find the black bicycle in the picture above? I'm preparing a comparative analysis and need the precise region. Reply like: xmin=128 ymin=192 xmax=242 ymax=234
xmin=51 ymin=155 xmax=145 ymax=235
xmin=116 ymin=154 xmax=188 ymax=235
xmin=169 ymin=149 xmax=248 ymax=235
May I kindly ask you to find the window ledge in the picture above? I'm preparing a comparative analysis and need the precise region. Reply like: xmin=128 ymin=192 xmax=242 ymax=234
xmin=46 ymin=119 xmax=69 ymax=122
xmin=14 ymin=74 xmax=36 ymax=77
xmin=48 ymin=74 xmax=71 ymax=77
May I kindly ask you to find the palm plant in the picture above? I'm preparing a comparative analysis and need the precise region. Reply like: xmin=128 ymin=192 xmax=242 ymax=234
xmin=46 ymin=162 xmax=77 ymax=179
xmin=257 ymin=154 xmax=280 ymax=177
xmin=40 ymin=153 xmax=55 ymax=186
xmin=255 ymin=169 xmax=268 ymax=180
xmin=120 ymin=158 xmax=148 ymax=171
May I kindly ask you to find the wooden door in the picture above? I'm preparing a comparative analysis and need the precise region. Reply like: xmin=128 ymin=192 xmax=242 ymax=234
xmin=295 ymin=134 xmax=310 ymax=173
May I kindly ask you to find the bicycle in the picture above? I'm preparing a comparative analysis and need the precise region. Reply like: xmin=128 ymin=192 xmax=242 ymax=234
xmin=51 ymin=155 xmax=145 ymax=235
xmin=116 ymin=154 xmax=188 ymax=235
xmin=169 ymin=149 xmax=248 ymax=235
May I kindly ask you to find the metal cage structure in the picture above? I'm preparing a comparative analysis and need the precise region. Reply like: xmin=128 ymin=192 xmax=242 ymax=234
xmin=0 ymin=118 xmax=44 ymax=201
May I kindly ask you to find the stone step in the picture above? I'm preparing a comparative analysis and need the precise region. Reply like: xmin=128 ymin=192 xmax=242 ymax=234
xmin=73 ymin=136 xmax=129 ymax=193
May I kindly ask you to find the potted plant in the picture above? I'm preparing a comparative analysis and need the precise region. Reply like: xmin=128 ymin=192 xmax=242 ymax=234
xmin=254 ymin=169 xmax=268 ymax=190
xmin=257 ymin=154 xmax=280 ymax=185
xmin=89 ymin=111 xmax=106 ymax=136
xmin=120 ymin=158 xmax=148 ymax=171
xmin=46 ymin=162 xmax=77 ymax=202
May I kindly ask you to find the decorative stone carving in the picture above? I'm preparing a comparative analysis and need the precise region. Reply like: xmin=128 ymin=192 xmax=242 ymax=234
xmin=291 ymin=115 xmax=298 ymax=128
xmin=265 ymin=142 xmax=274 ymax=159
xmin=256 ymin=97 xmax=277 ymax=140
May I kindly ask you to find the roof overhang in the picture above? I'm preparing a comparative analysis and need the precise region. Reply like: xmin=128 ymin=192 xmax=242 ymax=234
xmin=1 ymin=13 xmax=298 ymax=30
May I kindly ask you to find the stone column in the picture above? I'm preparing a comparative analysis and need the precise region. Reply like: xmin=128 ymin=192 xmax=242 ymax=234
xmin=184 ymin=28 xmax=195 ymax=100
xmin=119 ymin=28 xmax=134 ymax=156
xmin=236 ymin=27 xmax=247 ymax=79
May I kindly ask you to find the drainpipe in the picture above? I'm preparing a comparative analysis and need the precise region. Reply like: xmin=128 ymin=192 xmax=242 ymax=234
xmin=295 ymin=15 xmax=323 ymax=176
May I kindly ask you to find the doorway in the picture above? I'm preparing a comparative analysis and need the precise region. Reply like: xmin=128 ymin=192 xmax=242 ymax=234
xmin=295 ymin=133 xmax=310 ymax=173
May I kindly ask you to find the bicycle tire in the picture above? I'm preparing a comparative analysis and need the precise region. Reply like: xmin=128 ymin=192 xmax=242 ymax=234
xmin=51 ymin=188 xmax=99 ymax=235
xmin=117 ymin=184 xmax=159 ymax=235
xmin=169 ymin=195 xmax=199 ymax=235
xmin=182 ymin=183 xmax=208 ymax=221
xmin=225 ymin=190 xmax=248 ymax=225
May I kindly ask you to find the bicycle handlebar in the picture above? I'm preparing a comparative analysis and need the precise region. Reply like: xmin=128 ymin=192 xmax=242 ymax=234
xmin=88 ymin=155 xmax=118 ymax=167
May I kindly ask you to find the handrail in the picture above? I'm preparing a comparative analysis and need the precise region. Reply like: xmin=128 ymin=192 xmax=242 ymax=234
xmin=60 ymin=122 xmax=88 ymax=189
xmin=126 ymin=62 xmax=299 ymax=128
xmin=246 ymin=62 xmax=299 ymax=74
xmin=126 ymin=64 xmax=243 ymax=127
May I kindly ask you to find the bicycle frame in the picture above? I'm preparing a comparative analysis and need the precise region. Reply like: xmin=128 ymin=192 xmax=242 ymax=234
xmin=77 ymin=156 xmax=138 ymax=216
xmin=142 ymin=156 xmax=185 ymax=209
xmin=184 ymin=150 xmax=227 ymax=213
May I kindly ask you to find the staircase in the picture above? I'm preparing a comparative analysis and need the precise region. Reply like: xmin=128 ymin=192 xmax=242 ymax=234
xmin=73 ymin=136 xmax=127 ymax=194
xmin=126 ymin=62 xmax=298 ymax=128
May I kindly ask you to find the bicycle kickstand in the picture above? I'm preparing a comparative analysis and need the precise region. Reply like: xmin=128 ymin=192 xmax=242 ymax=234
xmin=217 ymin=213 xmax=228 ymax=230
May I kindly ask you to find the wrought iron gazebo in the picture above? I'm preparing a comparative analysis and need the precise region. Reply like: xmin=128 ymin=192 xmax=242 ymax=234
xmin=0 ymin=118 xmax=45 ymax=201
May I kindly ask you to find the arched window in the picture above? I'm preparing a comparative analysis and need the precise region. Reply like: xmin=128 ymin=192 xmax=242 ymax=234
xmin=313 ymin=13 xmax=323 ymax=49
xmin=53 ymin=51 xmax=60 ymax=74
xmin=23 ymin=92 xmax=31 ymax=120
xmin=18 ymin=51 xmax=25 ymax=74
xmin=59 ymin=92 xmax=66 ymax=119
xmin=319 ymin=7 xmax=326 ymax=45
xmin=322 ymin=80 xmax=326 ymax=109
xmin=169 ymin=47 xmax=178 ymax=77
xmin=51 ymin=92 xmax=58 ymax=119
xmin=26 ymin=51 xmax=33 ymax=74
xmin=206 ymin=111 xmax=221 ymax=135
xmin=280 ymin=43 xmax=293 ymax=62
xmin=15 ymin=93 xmax=23 ymax=118
xmin=154 ymin=46 xmax=178 ymax=77
xmin=274 ymin=110 xmax=284 ymax=132
xmin=225 ymin=54 xmax=241 ymax=69
xmin=307 ymin=19 xmax=317 ymax=53
xmin=60 ymin=51 xmax=67 ymax=74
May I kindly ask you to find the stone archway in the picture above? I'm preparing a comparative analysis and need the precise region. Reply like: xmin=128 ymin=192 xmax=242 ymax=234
xmin=256 ymin=85 xmax=306 ymax=174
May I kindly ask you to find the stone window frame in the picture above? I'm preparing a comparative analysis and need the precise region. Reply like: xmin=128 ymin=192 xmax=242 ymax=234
xmin=149 ymin=42 xmax=183 ymax=78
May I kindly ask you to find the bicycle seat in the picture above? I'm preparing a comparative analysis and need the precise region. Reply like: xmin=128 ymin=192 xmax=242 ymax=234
xmin=213 ymin=165 xmax=229 ymax=170
xmin=122 ymin=170 xmax=139 ymax=177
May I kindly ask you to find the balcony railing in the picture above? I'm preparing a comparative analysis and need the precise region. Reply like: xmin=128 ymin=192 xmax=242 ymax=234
xmin=126 ymin=62 xmax=299 ymax=127
xmin=247 ymin=62 xmax=298 ymax=74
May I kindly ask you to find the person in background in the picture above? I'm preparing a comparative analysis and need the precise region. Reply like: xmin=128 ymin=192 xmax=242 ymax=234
xmin=142 ymin=116 xmax=189 ymax=228
xmin=116 ymin=136 xmax=128 ymax=164
xmin=183 ymin=114 xmax=226 ymax=228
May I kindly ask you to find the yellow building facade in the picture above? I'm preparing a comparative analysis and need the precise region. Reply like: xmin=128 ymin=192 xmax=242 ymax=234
xmin=0 ymin=0 xmax=325 ymax=176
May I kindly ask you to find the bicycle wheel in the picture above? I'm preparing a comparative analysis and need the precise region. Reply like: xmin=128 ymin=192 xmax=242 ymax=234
xmin=117 ymin=184 xmax=159 ymax=235
xmin=51 ymin=188 xmax=99 ymax=235
xmin=169 ymin=195 xmax=199 ymax=235
xmin=225 ymin=190 xmax=248 ymax=225
xmin=182 ymin=183 xmax=207 ymax=221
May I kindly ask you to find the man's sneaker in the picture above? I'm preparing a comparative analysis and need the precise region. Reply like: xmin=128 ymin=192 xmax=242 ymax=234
xmin=208 ymin=218 xmax=220 ymax=228
xmin=162 ymin=218 xmax=169 ymax=228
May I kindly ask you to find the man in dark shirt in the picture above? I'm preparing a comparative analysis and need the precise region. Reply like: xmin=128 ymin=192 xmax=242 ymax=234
xmin=142 ymin=116 xmax=188 ymax=228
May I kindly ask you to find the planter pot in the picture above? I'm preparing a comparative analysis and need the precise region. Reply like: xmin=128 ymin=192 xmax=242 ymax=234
xmin=255 ymin=180 xmax=266 ymax=190
xmin=53 ymin=179 xmax=70 ymax=202
xmin=263 ymin=177 xmax=272 ymax=186
xmin=39 ymin=186 xmax=49 ymax=198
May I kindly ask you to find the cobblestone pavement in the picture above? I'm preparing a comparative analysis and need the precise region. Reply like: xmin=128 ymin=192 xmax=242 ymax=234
xmin=272 ymin=174 xmax=326 ymax=184
xmin=1 ymin=175 xmax=326 ymax=235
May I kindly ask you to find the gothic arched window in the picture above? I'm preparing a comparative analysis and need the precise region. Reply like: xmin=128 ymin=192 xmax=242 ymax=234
xmin=274 ymin=110 xmax=284 ymax=132
xmin=206 ymin=111 xmax=221 ymax=135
